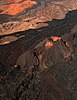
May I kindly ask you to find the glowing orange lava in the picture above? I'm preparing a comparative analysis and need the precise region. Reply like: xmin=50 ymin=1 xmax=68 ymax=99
xmin=44 ymin=36 xmax=62 ymax=48
xmin=45 ymin=41 xmax=53 ymax=47
xmin=3 ymin=0 xmax=21 ymax=4
xmin=0 ymin=0 xmax=37 ymax=15
xmin=51 ymin=36 xmax=61 ymax=41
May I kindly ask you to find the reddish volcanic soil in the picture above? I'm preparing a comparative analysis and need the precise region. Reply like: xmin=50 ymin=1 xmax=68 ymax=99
xmin=0 ymin=0 xmax=77 ymax=100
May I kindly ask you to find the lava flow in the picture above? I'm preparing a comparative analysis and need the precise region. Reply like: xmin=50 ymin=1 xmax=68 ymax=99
xmin=0 ymin=0 xmax=37 ymax=15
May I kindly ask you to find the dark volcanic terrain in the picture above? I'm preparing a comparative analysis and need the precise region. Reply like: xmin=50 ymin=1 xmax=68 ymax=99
xmin=0 ymin=0 xmax=77 ymax=100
